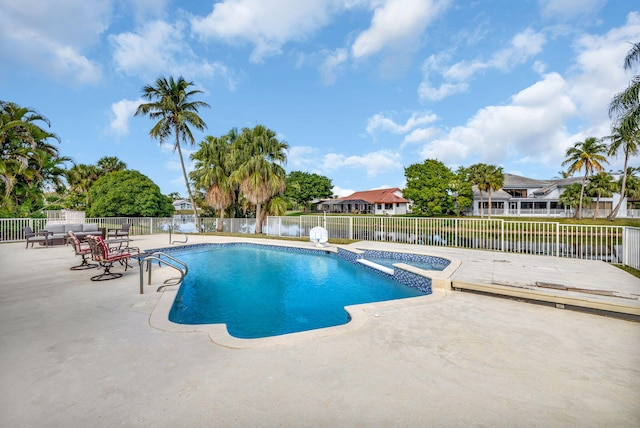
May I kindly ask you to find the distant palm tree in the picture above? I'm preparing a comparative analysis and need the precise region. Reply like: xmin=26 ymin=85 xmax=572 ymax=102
xmin=191 ymin=129 xmax=239 ymax=232
xmin=562 ymin=137 xmax=608 ymax=219
xmin=586 ymin=172 xmax=615 ymax=219
xmin=468 ymin=163 xmax=489 ymax=217
xmin=66 ymin=163 xmax=100 ymax=208
xmin=559 ymin=183 xmax=591 ymax=214
xmin=468 ymin=163 xmax=503 ymax=218
xmin=605 ymin=126 xmax=639 ymax=219
xmin=609 ymin=42 xmax=640 ymax=138
xmin=232 ymin=125 xmax=288 ymax=234
xmin=135 ymin=76 xmax=210 ymax=230
xmin=97 ymin=156 xmax=127 ymax=173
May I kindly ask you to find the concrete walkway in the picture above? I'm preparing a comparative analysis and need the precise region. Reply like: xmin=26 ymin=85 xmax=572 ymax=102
xmin=1 ymin=235 xmax=639 ymax=427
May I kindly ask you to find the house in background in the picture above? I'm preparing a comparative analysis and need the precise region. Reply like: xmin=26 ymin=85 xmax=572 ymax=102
xmin=172 ymin=199 xmax=193 ymax=211
xmin=470 ymin=173 xmax=630 ymax=217
xmin=317 ymin=188 xmax=410 ymax=215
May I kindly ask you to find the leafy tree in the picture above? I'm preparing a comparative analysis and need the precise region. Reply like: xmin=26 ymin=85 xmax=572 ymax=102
xmin=559 ymin=183 xmax=591 ymax=213
xmin=284 ymin=171 xmax=333 ymax=212
xmin=586 ymin=172 xmax=615 ymax=219
xmin=0 ymin=101 xmax=65 ymax=216
xmin=135 ymin=76 xmax=210 ymax=229
xmin=403 ymin=159 xmax=455 ymax=216
xmin=450 ymin=166 xmax=474 ymax=215
xmin=231 ymin=125 xmax=288 ymax=234
xmin=606 ymin=126 xmax=639 ymax=219
xmin=609 ymin=42 xmax=640 ymax=139
xmin=562 ymin=137 xmax=608 ymax=219
xmin=87 ymin=170 xmax=173 ymax=217
xmin=191 ymin=129 xmax=239 ymax=232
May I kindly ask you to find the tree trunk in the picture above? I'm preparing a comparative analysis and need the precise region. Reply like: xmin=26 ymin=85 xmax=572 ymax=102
xmin=593 ymin=196 xmax=600 ymax=219
xmin=175 ymin=134 xmax=200 ymax=232
xmin=217 ymin=208 xmax=225 ymax=232
xmin=487 ymin=190 xmax=493 ymax=219
xmin=576 ymin=174 xmax=587 ymax=219
xmin=607 ymin=153 xmax=628 ymax=220
xmin=255 ymin=202 xmax=262 ymax=234
xmin=479 ymin=191 xmax=484 ymax=218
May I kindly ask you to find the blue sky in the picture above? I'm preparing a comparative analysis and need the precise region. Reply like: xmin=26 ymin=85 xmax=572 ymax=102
xmin=1 ymin=0 xmax=639 ymax=197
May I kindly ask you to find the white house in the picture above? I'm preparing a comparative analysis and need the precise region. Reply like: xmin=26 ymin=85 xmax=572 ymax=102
xmin=317 ymin=188 xmax=410 ymax=215
xmin=471 ymin=173 xmax=629 ymax=217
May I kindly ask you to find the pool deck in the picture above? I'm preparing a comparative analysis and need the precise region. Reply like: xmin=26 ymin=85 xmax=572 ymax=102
xmin=1 ymin=234 xmax=639 ymax=426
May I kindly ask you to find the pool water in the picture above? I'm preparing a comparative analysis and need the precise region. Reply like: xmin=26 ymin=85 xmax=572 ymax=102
xmin=168 ymin=244 xmax=425 ymax=338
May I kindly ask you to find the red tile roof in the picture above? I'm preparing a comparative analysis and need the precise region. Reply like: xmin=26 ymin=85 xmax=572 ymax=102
xmin=339 ymin=188 xmax=409 ymax=204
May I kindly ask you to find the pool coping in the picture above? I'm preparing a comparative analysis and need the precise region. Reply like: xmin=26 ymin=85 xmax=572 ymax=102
xmin=145 ymin=241 xmax=459 ymax=348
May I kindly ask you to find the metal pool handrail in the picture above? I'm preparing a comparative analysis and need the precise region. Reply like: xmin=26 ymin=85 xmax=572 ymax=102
xmin=139 ymin=251 xmax=188 ymax=294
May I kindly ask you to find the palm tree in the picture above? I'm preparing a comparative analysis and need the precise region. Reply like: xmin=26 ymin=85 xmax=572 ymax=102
xmin=190 ymin=129 xmax=239 ymax=232
xmin=484 ymin=165 xmax=504 ymax=219
xmin=231 ymin=125 xmax=289 ymax=234
xmin=561 ymin=137 xmax=608 ymax=219
xmin=605 ymin=126 xmax=639 ymax=219
xmin=586 ymin=172 xmax=615 ymax=219
xmin=66 ymin=164 xmax=100 ymax=209
xmin=135 ymin=76 xmax=210 ymax=230
xmin=97 ymin=156 xmax=127 ymax=173
xmin=559 ymin=183 xmax=591 ymax=214
xmin=0 ymin=101 xmax=62 ymax=215
xmin=609 ymin=42 xmax=640 ymax=138
xmin=468 ymin=163 xmax=489 ymax=217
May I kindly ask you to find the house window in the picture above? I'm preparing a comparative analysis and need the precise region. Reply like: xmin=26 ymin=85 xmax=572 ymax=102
xmin=385 ymin=203 xmax=393 ymax=209
xmin=505 ymin=189 xmax=527 ymax=198
xmin=377 ymin=204 xmax=382 ymax=210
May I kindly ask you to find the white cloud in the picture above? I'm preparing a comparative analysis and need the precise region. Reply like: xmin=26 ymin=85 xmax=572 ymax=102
xmin=418 ymin=28 xmax=546 ymax=101
xmin=539 ymin=0 xmax=605 ymax=20
xmin=332 ymin=186 xmax=355 ymax=197
xmin=351 ymin=0 xmax=450 ymax=59
xmin=322 ymin=150 xmax=403 ymax=177
xmin=319 ymin=48 xmax=349 ymax=85
xmin=417 ymin=10 xmax=640 ymax=176
xmin=191 ymin=0 xmax=340 ymax=63
xmin=419 ymin=72 xmax=577 ymax=167
xmin=109 ymin=99 xmax=142 ymax=136
xmin=366 ymin=111 xmax=438 ymax=134
xmin=110 ymin=20 xmax=234 ymax=86
xmin=0 ymin=0 xmax=109 ymax=84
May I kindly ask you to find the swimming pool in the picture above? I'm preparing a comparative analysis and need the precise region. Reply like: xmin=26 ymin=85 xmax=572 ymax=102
xmin=166 ymin=244 xmax=430 ymax=338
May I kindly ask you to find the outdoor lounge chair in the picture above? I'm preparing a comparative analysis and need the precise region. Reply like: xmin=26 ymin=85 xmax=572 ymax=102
xmin=67 ymin=231 xmax=98 ymax=270
xmin=106 ymin=223 xmax=130 ymax=239
xmin=23 ymin=226 xmax=49 ymax=249
xmin=85 ymin=235 xmax=135 ymax=281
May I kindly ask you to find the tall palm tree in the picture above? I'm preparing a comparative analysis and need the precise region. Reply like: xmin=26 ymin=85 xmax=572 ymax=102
xmin=562 ymin=137 xmax=608 ymax=219
xmin=135 ymin=76 xmax=210 ymax=230
xmin=190 ymin=129 xmax=239 ymax=232
xmin=232 ymin=125 xmax=288 ymax=234
xmin=606 ymin=126 xmax=639 ymax=219
xmin=609 ymin=42 xmax=640 ymax=138
xmin=586 ymin=172 xmax=615 ymax=219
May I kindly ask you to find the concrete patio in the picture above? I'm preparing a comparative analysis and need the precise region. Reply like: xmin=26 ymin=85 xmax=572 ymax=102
xmin=1 ymin=235 xmax=639 ymax=427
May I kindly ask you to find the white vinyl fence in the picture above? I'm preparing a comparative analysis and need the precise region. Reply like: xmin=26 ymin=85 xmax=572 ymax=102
xmin=1 ymin=216 xmax=638 ymax=270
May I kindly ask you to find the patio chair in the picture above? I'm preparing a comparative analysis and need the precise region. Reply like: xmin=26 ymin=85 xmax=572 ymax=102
xmin=106 ymin=223 xmax=130 ymax=239
xmin=85 ymin=235 xmax=135 ymax=281
xmin=23 ymin=226 xmax=49 ymax=249
xmin=67 ymin=231 xmax=98 ymax=270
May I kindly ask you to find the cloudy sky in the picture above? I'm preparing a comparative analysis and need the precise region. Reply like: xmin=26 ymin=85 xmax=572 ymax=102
xmin=1 ymin=0 xmax=638 ymax=197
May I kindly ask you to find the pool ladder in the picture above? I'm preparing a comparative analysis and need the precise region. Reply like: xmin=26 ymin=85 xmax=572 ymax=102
xmin=139 ymin=252 xmax=188 ymax=294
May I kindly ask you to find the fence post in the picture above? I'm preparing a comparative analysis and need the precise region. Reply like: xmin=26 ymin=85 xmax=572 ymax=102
xmin=349 ymin=217 xmax=353 ymax=240
xmin=500 ymin=219 xmax=504 ymax=252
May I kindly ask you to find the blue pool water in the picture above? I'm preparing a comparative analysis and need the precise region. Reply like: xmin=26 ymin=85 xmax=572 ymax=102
xmin=167 ymin=244 xmax=425 ymax=338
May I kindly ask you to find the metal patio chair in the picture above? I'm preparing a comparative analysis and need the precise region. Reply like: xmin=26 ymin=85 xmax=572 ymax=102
xmin=85 ymin=235 xmax=135 ymax=281
xmin=23 ymin=226 xmax=50 ymax=249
